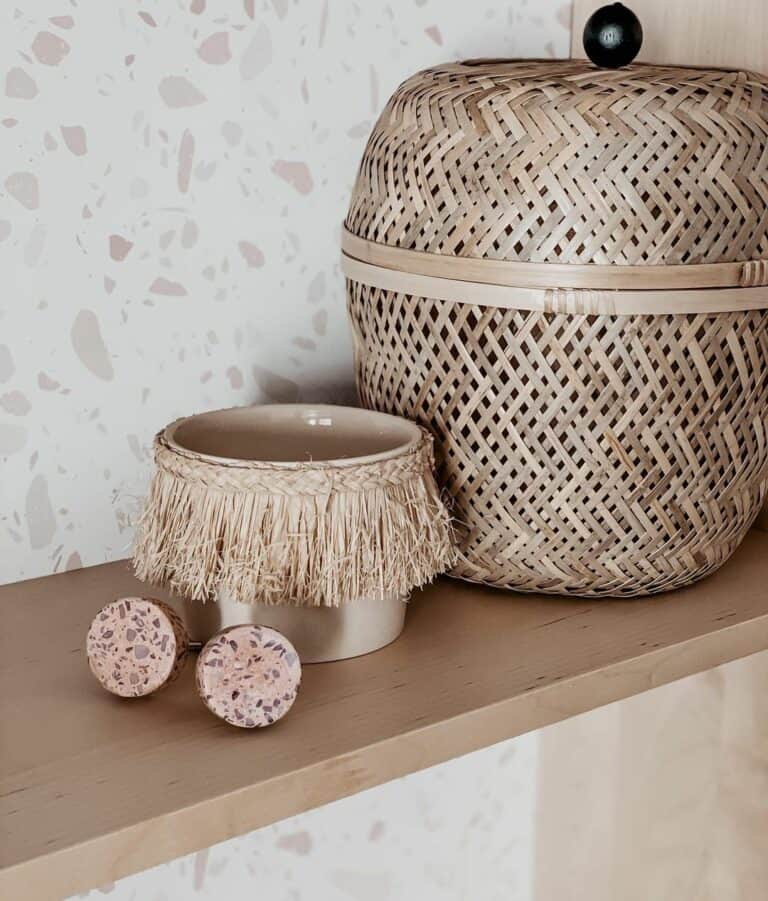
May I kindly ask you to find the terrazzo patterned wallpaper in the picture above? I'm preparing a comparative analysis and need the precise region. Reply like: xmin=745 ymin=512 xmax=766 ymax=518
xmin=1 ymin=0 xmax=570 ymax=583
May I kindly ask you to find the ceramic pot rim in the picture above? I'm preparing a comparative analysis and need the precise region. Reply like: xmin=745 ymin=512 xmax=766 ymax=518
xmin=162 ymin=403 xmax=423 ymax=470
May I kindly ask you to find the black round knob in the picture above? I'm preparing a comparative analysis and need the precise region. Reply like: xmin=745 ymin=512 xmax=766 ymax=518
xmin=583 ymin=3 xmax=643 ymax=69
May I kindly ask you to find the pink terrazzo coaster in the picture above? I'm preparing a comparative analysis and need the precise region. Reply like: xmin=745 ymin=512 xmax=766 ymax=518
xmin=195 ymin=624 xmax=302 ymax=728
xmin=86 ymin=597 xmax=190 ymax=698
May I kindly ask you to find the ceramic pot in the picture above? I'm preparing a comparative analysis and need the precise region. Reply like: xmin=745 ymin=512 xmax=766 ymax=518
xmin=142 ymin=404 xmax=450 ymax=663
xmin=181 ymin=592 xmax=407 ymax=663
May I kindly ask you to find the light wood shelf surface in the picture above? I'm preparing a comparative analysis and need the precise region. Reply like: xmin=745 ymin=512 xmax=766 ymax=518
xmin=2 ymin=532 xmax=768 ymax=900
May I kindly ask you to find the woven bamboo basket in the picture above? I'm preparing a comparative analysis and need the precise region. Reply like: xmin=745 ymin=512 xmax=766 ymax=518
xmin=342 ymin=60 xmax=768 ymax=597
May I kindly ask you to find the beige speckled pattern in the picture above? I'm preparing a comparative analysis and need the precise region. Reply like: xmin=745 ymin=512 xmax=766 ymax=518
xmin=195 ymin=625 xmax=301 ymax=728
xmin=86 ymin=597 xmax=190 ymax=698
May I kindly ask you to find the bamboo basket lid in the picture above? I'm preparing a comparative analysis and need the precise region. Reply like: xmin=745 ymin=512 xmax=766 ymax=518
xmin=346 ymin=60 xmax=768 ymax=272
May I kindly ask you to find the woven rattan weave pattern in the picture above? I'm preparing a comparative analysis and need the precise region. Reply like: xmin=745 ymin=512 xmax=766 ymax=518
xmin=348 ymin=283 xmax=768 ymax=596
xmin=346 ymin=61 xmax=768 ymax=267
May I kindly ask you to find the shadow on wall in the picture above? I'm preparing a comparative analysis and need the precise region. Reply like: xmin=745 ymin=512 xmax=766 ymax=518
xmin=253 ymin=366 xmax=358 ymax=408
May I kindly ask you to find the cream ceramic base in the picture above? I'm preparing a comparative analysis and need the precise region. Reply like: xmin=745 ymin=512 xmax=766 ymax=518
xmin=181 ymin=592 xmax=407 ymax=663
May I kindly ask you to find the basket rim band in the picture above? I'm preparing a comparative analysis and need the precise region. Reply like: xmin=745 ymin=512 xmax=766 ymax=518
xmin=342 ymin=227 xmax=768 ymax=292
xmin=342 ymin=253 xmax=768 ymax=316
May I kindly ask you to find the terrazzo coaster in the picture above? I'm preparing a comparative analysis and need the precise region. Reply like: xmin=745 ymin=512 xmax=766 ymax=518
xmin=86 ymin=597 xmax=190 ymax=698
xmin=195 ymin=624 xmax=302 ymax=728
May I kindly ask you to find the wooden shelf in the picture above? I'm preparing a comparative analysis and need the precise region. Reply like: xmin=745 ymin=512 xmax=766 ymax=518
xmin=2 ymin=531 xmax=768 ymax=900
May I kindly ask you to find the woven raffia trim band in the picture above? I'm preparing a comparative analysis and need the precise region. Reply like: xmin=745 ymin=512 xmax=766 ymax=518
xmin=342 ymin=228 xmax=768 ymax=291
xmin=132 ymin=427 xmax=456 ymax=607
xmin=151 ymin=430 xmax=437 ymax=494
xmin=342 ymin=254 xmax=768 ymax=316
